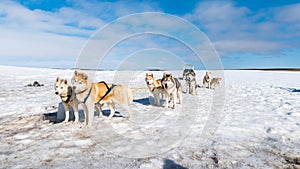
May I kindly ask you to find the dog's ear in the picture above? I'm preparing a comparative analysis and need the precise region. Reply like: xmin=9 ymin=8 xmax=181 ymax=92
xmin=163 ymin=72 xmax=166 ymax=77
xmin=83 ymin=74 xmax=88 ymax=80
xmin=56 ymin=77 xmax=60 ymax=82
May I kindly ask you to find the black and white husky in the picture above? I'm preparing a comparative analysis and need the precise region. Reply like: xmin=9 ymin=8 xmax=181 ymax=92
xmin=161 ymin=73 xmax=182 ymax=109
xmin=55 ymin=77 xmax=79 ymax=123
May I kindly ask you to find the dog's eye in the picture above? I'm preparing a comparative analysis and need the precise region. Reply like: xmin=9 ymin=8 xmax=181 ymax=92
xmin=79 ymin=82 xmax=82 ymax=84
xmin=61 ymin=87 xmax=63 ymax=89
xmin=71 ymin=79 xmax=77 ymax=84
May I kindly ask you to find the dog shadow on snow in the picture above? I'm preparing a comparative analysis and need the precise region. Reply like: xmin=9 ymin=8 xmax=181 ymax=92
xmin=163 ymin=159 xmax=188 ymax=169
xmin=276 ymin=87 xmax=300 ymax=93
xmin=133 ymin=97 xmax=151 ymax=106
xmin=43 ymin=102 xmax=123 ymax=124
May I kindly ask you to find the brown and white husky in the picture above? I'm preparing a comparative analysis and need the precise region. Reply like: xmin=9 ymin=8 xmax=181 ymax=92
xmin=145 ymin=73 xmax=165 ymax=106
xmin=71 ymin=71 xmax=133 ymax=126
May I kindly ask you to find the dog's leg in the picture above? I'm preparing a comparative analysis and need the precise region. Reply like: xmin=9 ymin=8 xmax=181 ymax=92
xmin=178 ymin=90 xmax=182 ymax=104
xmin=157 ymin=93 xmax=161 ymax=106
xmin=164 ymin=95 xmax=169 ymax=109
xmin=107 ymin=102 xmax=115 ymax=120
xmin=194 ymin=82 xmax=198 ymax=95
xmin=126 ymin=106 xmax=132 ymax=120
xmin=74 ymin=104 xmax=79 ymax=124
xmin=154 ymin=93 xmax=160 ymax=106
xmin=86 ymin=100 xmax=94 ymax=127
xmin=63 ymin=104 xmax=69 ymax=123
xmin=172 ymin=93 xmax=177 ymax=109
xmin=81 ymin=103 xmax=88 ymax=125
xmin=95 ymin=103 xmax=104 ymax=118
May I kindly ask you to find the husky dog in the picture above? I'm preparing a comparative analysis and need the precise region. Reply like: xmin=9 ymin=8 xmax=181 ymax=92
xmin=210 ymin=77 xmax=222 ymax=89
xmin=184 ymin=70 xmax=197 ymax=95
xmin=55 ymin=77 xmax=79 ymax=123
xmin=72 ymin=71 xmax=133 ymax=125
xmin=145 ymin=73 xmax=165 ymax=106
xmin=161 ymin=73 xmax=182 ymax=109
xmin=202 ymin=71 xmax=211 ymax=89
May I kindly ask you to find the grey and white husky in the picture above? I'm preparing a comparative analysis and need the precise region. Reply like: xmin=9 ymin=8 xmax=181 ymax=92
xmin=184 ymin=70 xmax=197 ymax=95
xmin=210 ymin=77 xmax=222 ymax=89
xmin=55 ymin=77 xmax=79 ymax=123
xmin=161 ymin=73 xmax=182 ymax=109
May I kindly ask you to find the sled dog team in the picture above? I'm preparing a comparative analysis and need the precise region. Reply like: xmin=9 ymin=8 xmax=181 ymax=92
xmin=55 ymin=70 xmax=221 ymax=126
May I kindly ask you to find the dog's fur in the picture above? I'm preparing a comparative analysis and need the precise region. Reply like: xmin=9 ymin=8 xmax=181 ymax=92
xmin=161 ymin=73 xmax=182 ymax=109
xmin=184 ymin=70 xmax=197 ymax=95
xmin=55 ymin=77 xmax=79 ymax=123
xmin=203 ymin=71 xmax=211 ymax=89
xmin=210 ymin=77 xmax=222 ymax=89
xmin=72 ymin=71 xmax=133 ymax=125
xmin=145 ymin=73 xmax=165 ymax=106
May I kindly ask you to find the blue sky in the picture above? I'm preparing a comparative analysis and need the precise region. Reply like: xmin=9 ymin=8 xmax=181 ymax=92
xmin=0 ymin=0 xmax=299 ymax=69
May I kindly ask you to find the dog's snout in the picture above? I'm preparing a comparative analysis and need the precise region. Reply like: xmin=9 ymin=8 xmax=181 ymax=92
xmin=55 ymin=92 xmax=59 ymax=95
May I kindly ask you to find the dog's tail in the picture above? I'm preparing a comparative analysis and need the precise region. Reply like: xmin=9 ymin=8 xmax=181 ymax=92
xmin=130 ymin=87 xmax=148 ymax=93
xmin=127 ymin=88 xmax=133 ymax=104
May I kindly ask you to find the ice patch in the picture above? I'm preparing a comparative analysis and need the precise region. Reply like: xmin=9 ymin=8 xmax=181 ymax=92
xmin=73 ymin=139 xmax=93 ymax=147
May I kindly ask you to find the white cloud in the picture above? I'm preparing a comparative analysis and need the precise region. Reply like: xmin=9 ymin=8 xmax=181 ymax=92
xmin=274 ymin=3 xmax=300 ymax=22
xmin=185 ymin=1 xmax=300 ymax=56
xmin=214 ymin=40 xmax=286 ymax=55
xmin=0 ymin=0 xmax=163 ymax=68
xmin=0 ymin=1 xmax=97 ymax=68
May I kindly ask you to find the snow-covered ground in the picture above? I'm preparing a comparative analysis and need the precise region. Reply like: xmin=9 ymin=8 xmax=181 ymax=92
xmin=0 ymin=65 xmax=299 ymax=168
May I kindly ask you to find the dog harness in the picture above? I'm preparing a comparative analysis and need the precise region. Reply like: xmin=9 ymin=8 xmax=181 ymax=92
xmin=96 ymin=81 xmax=115 ymax=104
xmin=83 ymin=86 xmax=93 ymax=104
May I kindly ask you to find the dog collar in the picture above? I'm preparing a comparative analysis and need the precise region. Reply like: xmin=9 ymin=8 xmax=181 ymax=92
xmin=83 ymin=87 xmax=93 ymax=103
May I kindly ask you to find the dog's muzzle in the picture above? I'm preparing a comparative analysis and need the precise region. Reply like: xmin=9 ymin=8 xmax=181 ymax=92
xmin=55 ymin=92 xmax=59 ymax=95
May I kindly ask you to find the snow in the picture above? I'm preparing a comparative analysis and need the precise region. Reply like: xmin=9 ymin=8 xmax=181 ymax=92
xmin=0 ymin=65 xmax=299 ymax=168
